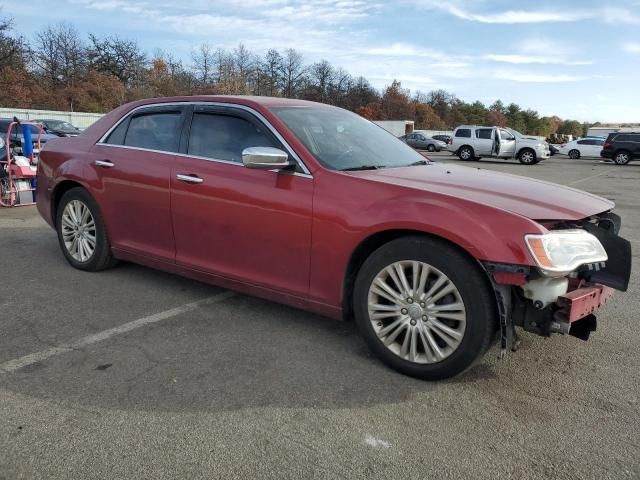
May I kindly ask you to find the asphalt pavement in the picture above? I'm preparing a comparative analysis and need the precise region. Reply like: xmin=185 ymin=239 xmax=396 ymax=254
xmin=1 ymin=153 xmax=639 ymax=479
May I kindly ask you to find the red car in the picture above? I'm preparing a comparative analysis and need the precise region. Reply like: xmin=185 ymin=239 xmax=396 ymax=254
xmin=36 ymin=96 xmax=632 ymax=379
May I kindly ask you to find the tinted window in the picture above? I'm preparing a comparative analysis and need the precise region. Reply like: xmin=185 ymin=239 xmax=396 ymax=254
xmin=124 ymin=111 xmax=182 ymax=152
xmin=106 ymin=119 xmax=128 ymax=145
xmin=476 ymin=128 xmax=492 ymax=139
xmin=455 ymin=129 xmax=471 ymax=138
xmin=577 ymin=139 xmax=589 ymax=145
xmin=614 ymin=134 xmax=639 ymax=142
xmin=500 ymin=129 xmax=515 ymax=141
xmin=188 ymin=113 xmax=277 ymax=163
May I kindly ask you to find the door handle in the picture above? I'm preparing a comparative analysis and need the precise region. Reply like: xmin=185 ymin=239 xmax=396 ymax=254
xmin=176 ymin=174 xmax=204 ymax=184
xmin=95 ymin=160 xmax=115 ymax=168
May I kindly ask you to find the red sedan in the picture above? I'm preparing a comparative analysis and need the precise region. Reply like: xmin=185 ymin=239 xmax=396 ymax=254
xmin=36 ymin=96 xmax=631 ymax=379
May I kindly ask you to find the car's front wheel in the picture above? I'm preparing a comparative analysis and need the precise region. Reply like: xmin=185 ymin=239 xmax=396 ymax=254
xmin=518 ymin=148 xmax=537 ymax=165
xmin=427 ymin=144 xmax=435 ymax=152
xmin=353 ymin=236 xmax=496 ymax=380
xmin=569 ymin=149 xmax=580 ymax=160
xmin=56 ymin=187 xmax=116 ymax=271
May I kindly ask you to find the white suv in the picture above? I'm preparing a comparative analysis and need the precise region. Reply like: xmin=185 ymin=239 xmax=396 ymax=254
xmin=448 ymin=125 xmax=550 ymax=165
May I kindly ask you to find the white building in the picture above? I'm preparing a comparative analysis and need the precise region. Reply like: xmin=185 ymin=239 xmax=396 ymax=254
xmin=587 ymin=125 xmax=639 ymax=138
xmin=373 ymin=120 xmax=414 ymax=137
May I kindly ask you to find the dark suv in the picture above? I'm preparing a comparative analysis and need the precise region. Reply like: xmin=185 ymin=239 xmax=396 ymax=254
xmin=601 ymin=132 xmax=640 ymax=165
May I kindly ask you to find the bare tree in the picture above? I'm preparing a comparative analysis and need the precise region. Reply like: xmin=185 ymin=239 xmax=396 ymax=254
xmin=0 ymin=15 xmax=27 ymax=69
xmin=280 ymin=48 xmax=305 ymax=98
xmin=88 ymin=34 xmax=146 ymax=88
xmin=33 ymin=23 xmax=87 ymax=88
xmin=191 ymin=43 xmax=215 ymax=85
xmin=261 ymin=49 xmax=282 ymax=96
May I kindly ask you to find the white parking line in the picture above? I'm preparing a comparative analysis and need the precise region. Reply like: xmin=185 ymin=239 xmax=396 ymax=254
xmin=0 ymin=291 xmax=236 ymax=374
xmin=567 ymin=170 xmax=609 ymax=186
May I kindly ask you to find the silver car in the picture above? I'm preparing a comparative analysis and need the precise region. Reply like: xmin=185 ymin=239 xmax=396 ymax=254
xmin=448 ymin=125 xmax=550 ymax=165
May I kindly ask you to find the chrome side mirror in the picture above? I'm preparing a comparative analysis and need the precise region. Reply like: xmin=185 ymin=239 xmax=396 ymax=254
xmin=242 ymin=146 xmax=293 ymax=170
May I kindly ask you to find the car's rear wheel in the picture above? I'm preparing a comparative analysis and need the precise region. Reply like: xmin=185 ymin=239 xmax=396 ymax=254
xmin=458 ymin=146 xmax=473 ymax=161
xmin=427 ymin=144 xmax=435 ymax=152
xmin=353 ymin=236 xmax=496 ymax=380
xmin=614 ymin=150 xmax=630 ymax=165
xmin=56 ymin=187 xmax=117 ymax=271
xmin=569 ymin=149 xmax=580 ymax=160
xmin=518 ymin=148 xmax=537 ymax=165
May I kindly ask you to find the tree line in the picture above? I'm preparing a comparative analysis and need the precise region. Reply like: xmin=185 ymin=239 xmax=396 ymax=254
xmin=1 ymin=17 xmax=594 ymax=138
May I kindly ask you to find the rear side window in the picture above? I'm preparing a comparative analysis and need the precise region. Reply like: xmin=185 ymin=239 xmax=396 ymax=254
xmin=105 ymin=119 xmax=128 ymax=145
xmin=188 ymin=112 xmax=278 ymax=163
xmin=124 ymin=112 xmax=182 ymax=152
xmin=476 ymin=128 xmax=492 ymax=139
xmin=455 ymin=129 xmax=471 ymax=138
xmin=614 ymin=134 xmax=639 ymax=142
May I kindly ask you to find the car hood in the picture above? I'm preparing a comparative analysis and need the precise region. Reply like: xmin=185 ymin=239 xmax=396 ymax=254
xmin=352 ymin=163 xmax=614 ymax=221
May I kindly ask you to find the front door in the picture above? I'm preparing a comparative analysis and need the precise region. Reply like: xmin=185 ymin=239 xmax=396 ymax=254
xmin=170 ymin=106 xmax=313 ymax=296
xmin=497 ymin=128 xmax=517 ymax=158
xmin=88 ymin=105 xmax=187 ymax=260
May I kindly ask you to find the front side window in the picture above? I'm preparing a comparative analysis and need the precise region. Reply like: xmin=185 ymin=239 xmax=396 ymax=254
xmin=188 ymin=112 xmax=277 ymax=163
xmin=124 ymin=111 xmax=182 ymax=152
xmin=476 ymin=129 xmax=492 ymax=139
xmin=455 ymin=129 xmax=471 ymax=138
xmin=499 ymin=129 xmax=515 ymax=141
xmin=577 ymin=140 xmax=589 ymax=145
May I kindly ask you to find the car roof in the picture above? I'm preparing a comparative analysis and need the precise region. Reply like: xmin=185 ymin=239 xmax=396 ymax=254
xmin=120 ymin=95 xmax=328 ymax=111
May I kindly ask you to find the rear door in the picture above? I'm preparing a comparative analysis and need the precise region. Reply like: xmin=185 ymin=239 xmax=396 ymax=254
xmin=474 ymin=128 xmax=494 ymax=155
xmin=88 ymin=105 xmax=187 ymax=260
xmin=170 ymin=104 xmax=313 ymax=296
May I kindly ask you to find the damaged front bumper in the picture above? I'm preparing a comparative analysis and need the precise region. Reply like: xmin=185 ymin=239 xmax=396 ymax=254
xmin=485 ymin=212 xmax=632 ymax=352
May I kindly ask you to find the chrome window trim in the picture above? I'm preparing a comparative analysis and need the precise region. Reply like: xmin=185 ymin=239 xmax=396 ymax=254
xmin=94 ymin=143 xmax=312 ymax=179
xmin=96 ymin=101 xmax=312 ymax=176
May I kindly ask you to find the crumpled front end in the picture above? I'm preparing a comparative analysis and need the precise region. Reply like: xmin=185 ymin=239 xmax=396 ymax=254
xmin=485 ymin=212 xmax=632 ymax=350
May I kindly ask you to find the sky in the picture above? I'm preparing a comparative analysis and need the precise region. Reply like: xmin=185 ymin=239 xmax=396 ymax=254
xmin=2 ymin=0 xmax=640 ymax=122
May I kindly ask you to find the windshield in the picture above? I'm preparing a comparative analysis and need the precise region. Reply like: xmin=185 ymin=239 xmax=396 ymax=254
xmin=45 ymin=120 xmax=76 ymax=130
xmin=271 ymin=106 xmax=427 ymax=170
xmin=1 ymin=123 xmax=42 ymax=135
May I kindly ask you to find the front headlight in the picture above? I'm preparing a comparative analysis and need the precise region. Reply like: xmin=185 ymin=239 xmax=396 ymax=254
xmin=525 ymin=229 xmax=607 ymax=276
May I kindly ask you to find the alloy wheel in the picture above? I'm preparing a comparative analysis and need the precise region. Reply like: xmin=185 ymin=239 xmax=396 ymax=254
xmin=61 ymin=200 xmax=97 ymax=262
xmin=520 ymin=151 xmax=535 ymax=164
xmin=615 ymin=152 xmax=630 ymax=165
xmin=367 ymin=260 xmax=467 ymax=364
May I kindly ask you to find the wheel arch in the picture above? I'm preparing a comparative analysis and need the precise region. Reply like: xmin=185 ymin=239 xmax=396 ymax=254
xmin=50 ymin=180 xmax=89 ymax=228
xmin=341 ymin=229 xmax=492 ymax=319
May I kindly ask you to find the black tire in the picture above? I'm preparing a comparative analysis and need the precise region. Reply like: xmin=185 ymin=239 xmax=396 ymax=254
xmin=427 ymin=144 xmax=435 ymax=152
xmin=353 ymin=236 xmax=497 ymax=380
xmin=56 ymin=187 xmax=117 ymax=271
xmin=518 ymin=148 xmax=537 ymax=165
xmin=458 ymin=146 xmax=474 ymax=161
xmin=614 ymin=150 xmax=631 ymax=165
xmin=569 ymin=149 xmax=580 ymax=160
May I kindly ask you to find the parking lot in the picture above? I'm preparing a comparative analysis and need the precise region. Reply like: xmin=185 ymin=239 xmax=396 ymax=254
xmin=1 ymin=153 xmax=639 ymax=479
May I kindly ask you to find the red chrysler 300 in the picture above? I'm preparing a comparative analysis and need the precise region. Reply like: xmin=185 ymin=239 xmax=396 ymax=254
xmin=36 ymin=96 xmax=632 ymax=379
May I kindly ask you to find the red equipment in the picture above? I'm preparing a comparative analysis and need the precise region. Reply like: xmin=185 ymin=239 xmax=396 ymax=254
xmin=0 ymin=121 xmax=43 ymax=207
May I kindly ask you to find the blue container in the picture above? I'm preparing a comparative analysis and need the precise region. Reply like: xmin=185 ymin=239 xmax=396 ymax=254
xmin=22 ymin=124 xmax=33 ymax=158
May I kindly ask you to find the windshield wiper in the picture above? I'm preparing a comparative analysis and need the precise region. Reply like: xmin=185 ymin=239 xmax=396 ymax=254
xmin=340 ymin=165 xmax=384 ymax=171
xmin=406 ymin=160 xmax=431 ymax=166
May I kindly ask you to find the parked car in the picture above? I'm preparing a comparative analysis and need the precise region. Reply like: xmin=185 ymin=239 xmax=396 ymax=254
xmin=558 ymin=137 xmax=604 ymax=159
xmin=400 ymin=133 xmax=445 ymax=152
xmin=448 ymin=125 xmax=550 ymax=164
xmin=0 ymin=118 xmax=59 ymax=150
xmin=431 ymin=134 xmax=451 ymax=144
xmin=600 ymin=132 xmax=640 ymax=165
xmin=36 ymin=96 xmax=631 ymax=380
xmin=35 ymin=119 xmax=81 ymax=137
